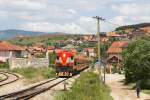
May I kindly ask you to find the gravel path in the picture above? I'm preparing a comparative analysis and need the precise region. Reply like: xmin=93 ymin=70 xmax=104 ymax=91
xmin=105 ymin=74 xmax=150 ymax=100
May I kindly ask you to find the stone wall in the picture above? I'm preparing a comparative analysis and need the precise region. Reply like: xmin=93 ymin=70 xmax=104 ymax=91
xmin=9 ymin=58 xmax=49 ymax=69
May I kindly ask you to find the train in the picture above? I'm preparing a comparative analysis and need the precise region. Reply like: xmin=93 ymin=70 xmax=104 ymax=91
xmin=55 ymin=50 xmax=90 ymax=77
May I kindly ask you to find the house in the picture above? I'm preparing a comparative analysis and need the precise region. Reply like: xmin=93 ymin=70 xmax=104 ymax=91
xmin=0 ymin=41 xmax=25 ymax=62
xmin=83 ymin=48 xmax=96 ymax=57
xmin=26 ymin=45 xmax=46 ymax=58
xmin=81 ymin=35 xmax=95 ymax=41
xmin=70 ymin=48 xmax=77 ymax=55
xmin=128 ymin=28 xmax=146 ymax=39
xmin=141 ymin=26 xmax=150 ymax=33
xmin=107 ymin=41 xmax=128 ymax=63
xmin=47 ymin=46 xmax=55 ymax=53
xmin=100 ymin=34 xmax=109 ymax=42
xmin=107 ymin=41 xmax=128 ymax=73
xmin=107 ymin=31 xmax=127 ymax=40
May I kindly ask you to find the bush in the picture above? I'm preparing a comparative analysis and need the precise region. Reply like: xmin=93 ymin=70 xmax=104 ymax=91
xmin=11 ymin=67 xmax=56 ymax=83
xmin=123 ymin=37 xmax=150 ymax=89
xmin=56 ymin=72 xmax=112 ymax=100
xmin=49 ymin=53 xmax=56 ymax=65
xmin=0 ymin=62 xmax=9 ymax=69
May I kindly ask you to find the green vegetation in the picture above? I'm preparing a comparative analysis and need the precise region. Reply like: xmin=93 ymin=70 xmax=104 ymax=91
xmin=94 ymin=42 xmax=110 ymax=60
xmin=9 ymin=35 xmax=77 ymax=46
xmin=143 ymin=90 xmax=150 ymax=95
xmin=123 ymin=36 xmax=150 ymax=89
xmin=11 ymin=67 xmax=56 ymax=83
xmin=0 ymin=62 xmax=9 ymax=69
xmin=56 ymin=72 xmax=112 ymax=100
xmin=49 ymin=53 xmax=56 ymax=65
xmin=115 ymin=23 xmax=150 ymax=31
xmin=0 ymin=77 xmax=2 ymax=81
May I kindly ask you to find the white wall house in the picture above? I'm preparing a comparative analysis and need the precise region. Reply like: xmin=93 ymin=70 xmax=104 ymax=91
xmin=0 ymin=41 xmax=25 ymax=62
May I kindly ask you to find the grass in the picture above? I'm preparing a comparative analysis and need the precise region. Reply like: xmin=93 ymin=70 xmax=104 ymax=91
xmin=9 ymin=35 xmax=77 ymax=46
xmin=125 ymin=82 xmax=150 ymax=95
xmin=0 ymin=63 xmax=9 ymax=69
xmin=56 ymin=72 xmax=113 ymax=100
xmin=11 ymin=67 xmax=56 ymax=83
xmin=143 ymin=90 xmax=150 ymax=95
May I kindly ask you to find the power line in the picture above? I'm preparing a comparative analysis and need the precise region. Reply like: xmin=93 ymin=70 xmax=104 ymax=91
xmin=103 ymin=20 xmax=122 ymax=27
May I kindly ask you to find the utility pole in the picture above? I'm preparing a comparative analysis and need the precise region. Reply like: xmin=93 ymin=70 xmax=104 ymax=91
xmin=93 ymin=16 xmax=105 ymax=82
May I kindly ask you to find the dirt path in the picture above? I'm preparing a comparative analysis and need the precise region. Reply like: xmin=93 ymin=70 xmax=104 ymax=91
xmin=105 ymin=74 xmax=150 ymax=100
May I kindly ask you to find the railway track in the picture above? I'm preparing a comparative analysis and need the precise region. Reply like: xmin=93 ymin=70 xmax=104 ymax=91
xmin=0 ymin=73 xmax=9 ymax=83
xmin=0 ymin=72 xmax=19 ymax=87
xmin=0 ymin=77 xmax=68 ymax=100
xmin=0 ymin=67 xmax=89 ymax=100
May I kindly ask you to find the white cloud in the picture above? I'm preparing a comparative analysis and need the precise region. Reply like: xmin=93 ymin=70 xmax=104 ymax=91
xmin=131 ymin=16 xmax=150 ymax=22
xmin=0 ymin=0 xmax=150 ymax=33
xmin=19 ymin=22 xmax=87 ymax=34
xmin=112 ymin=3 xmax=150 ymax=16
xmin=68 ymin=9 xmax=77 ymax=15
xmin=0 ymin=0 xmax=46 ymax=11
xmin=111 ymin=16 xmax=128 ymax=25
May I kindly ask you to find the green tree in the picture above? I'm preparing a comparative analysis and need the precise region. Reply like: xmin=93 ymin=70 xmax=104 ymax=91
xmin=123 ymin=37 xmax=150 ymax=89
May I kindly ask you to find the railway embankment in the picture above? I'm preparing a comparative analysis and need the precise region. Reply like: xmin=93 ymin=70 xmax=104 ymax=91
xmin=11 ymin=67 xmax=56 ymax=84
xmin=55 ymin=71 xmax=113 ymax=100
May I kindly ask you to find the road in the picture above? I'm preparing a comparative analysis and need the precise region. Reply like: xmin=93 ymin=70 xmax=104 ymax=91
xmin=105 ymin=74 xmax=150 ymax=100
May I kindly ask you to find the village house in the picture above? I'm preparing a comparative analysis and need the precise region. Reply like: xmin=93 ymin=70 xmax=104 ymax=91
xmin=107 ymin=41 xmax=128 ymax=73
xmin=83 ymin=48 xmax=96 ymax=57
xmin=0 ymin=41 xmax=25 ymax=63
xmin=128 ymin=28 xmax=146 ymax=39
xmin=70 ymin=48 xmax=77 ymax=55
xmin=86 ymin=34 xmax=108 ymax=44
xmin=47 ymin=46 xmax=55 ymax=53
xmin=26 ymin=44 xmax=46 ymax=58
xmin=107 ymin=31 xmax=127 ymax=40
xmin=141 ymin=26 xmax=150 ymax=33
xmin=81 ymin=34 xmax=95 ymax=41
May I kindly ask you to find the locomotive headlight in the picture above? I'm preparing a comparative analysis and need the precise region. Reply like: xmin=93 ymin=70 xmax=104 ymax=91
xmin=63 ymin=53 xmax=66 ymax=58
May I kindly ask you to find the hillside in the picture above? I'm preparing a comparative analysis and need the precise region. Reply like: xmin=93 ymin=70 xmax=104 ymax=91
xmin=0 ymin=29 xmax=67 ymax=40
xmin=9 ymin=34 xmax=78 ymax=46
xmin=115 ymin=23 xmax=150 ymax=31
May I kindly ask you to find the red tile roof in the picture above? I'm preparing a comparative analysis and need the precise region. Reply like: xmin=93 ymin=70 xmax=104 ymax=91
xmin=0 ymin=41 xmax=24 ymax=51
xmin=47 ymin=46 xmax=55 ymax=50
xmin=107 ymin=41 xmax=128 ymax=53
xmin=107 ymin=32 xmax=120 ymax=37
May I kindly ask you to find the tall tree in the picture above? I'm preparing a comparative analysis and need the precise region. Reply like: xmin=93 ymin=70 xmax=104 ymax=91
xmin=123 ymin=37 xmax=150 ymax=88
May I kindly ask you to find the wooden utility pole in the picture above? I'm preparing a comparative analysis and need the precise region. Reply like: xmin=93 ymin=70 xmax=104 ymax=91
xmin=93 ymin=16 xmax=105 ymax=82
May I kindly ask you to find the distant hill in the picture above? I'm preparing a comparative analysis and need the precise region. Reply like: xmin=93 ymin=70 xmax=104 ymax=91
xmin=0 ymin=29 xmax=66 ymax=40
xmin=115 ymin=23 xmax=150 ymax=31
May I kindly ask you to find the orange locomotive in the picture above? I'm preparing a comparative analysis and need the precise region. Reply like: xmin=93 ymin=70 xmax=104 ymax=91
xmin=55 ymin=50 xmax=90 ymax=77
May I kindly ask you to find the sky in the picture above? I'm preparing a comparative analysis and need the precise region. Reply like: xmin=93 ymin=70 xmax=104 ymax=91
xmin=0 ymin=0 xmax=150 ymax=34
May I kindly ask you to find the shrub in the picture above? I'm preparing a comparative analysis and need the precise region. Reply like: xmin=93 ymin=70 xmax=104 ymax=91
xmin=56 ymin=72 xmax=112 ymax=100
xmin=123 ymin=37 xmax=150 ymax=89
xmin=12 ymin=67 xmax=56 ymax=83
xmin=0 ymin=62 xmax=9 ymax=69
